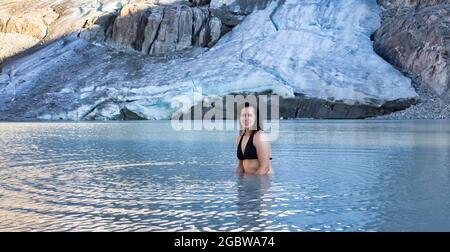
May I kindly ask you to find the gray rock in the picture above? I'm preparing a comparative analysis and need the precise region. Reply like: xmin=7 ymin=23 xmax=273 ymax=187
xmin=141 ymin=6 xmax=164 ymax=54
xmin=192 ymin=7 xmax=209 ymax=46
xmin=197 ymin=16 xmax=222 ymax=47
xmin=182 ymin=92 xmax=417 ymax=120
xmin=80 ymin=3 xmax=223 ymax=55
xmin=207 ymin=16 xmax=222 ymax=47
xmin=79 ymin=11 xmax=117 ymax=42
xmin=377 ymin=0 xmax=450 ymax=9
xmin=176 ymin=6 xmax=194 ymax=50
xmin=149 ymin=6 xmax=183 ymax=54
xmin=210 ymin=0 xmax=273 ymax=26
xmin=373 ymin=0 xmax=450 ymax=98
xmin=189 ymin=0 xmax=211 ymax=6
xmin=112 ymin=3 xmax=152 ymax=51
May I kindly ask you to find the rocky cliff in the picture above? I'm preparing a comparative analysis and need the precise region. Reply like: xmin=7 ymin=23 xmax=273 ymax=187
xmin=0 ymin=0 xmax=437 ymax=120
xmin=80 ymin=1 xmax=223 ymax=55
xmin=372 ymin=0 xmax=450 ymax=118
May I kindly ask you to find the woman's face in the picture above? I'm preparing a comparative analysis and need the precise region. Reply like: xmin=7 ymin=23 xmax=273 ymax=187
xmin=240 ymin=106 xmax=256 ymax=130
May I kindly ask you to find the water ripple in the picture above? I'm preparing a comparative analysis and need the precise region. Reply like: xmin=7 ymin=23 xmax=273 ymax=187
xmin=0 ymin=120 xmax=450 ymax=231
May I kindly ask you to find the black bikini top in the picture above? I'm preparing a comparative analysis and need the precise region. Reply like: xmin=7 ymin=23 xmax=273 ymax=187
xmin=237 ymin=129 xmax=258 ymax=160
xmin=237 ymin=130 xmax=273 ymax=161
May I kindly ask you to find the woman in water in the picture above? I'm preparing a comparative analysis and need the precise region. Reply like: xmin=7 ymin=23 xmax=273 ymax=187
xmin=236 ymin=102 xmax=273 ymax=175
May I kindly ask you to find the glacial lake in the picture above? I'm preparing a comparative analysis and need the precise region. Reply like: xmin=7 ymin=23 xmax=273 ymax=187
xmin=0 ymin=120 xmax=449 ymax=231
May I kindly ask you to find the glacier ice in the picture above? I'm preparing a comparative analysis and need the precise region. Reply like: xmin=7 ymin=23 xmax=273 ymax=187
xmin=0 ymin=0 xmax=418 ymax=120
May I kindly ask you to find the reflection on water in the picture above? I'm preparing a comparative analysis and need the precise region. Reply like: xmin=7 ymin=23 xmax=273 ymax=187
xmin=237 ymin=175 xmax=271 ymax=230
xmin=0 ymin=120 xmax=449 ymax=231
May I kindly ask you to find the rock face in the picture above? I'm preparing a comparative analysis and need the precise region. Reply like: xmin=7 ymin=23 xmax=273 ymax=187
xmin=190 ymin=0 xmax=211 ymax=6
xmin=0 ymin=8 xmax=59 ymax=39
xmin=80 ymin=2 xmax=223 ymax=55
xmin=0 ymin=7 xmax=59 ymax=62
xmin=79 ymin=1 xmax=284 ymax=56
xmin=378 ymin=0 xmax=450 ymax=8
xmin=0 ymin=0 xmax=420 ymax=121
xmin=373 ymin=0 xmax=450 ymax=100
xmin=210 ymin=0 xmax=274 ymax=26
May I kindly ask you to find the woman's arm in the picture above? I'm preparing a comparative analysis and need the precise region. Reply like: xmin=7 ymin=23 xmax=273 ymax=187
xmin=254 ymin=132 xmax=271 ymax=174
xmin=236 ymin=135 xmax=244 ymax=174
xmin=236 ymin=160 xmax=244 ymax=174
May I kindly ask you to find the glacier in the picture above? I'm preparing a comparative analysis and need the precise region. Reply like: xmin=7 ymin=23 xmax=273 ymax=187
xmin=0 ymin=0 xmax=418 ymax=120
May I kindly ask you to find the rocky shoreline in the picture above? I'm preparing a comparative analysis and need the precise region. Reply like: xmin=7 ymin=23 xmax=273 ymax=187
xmin=370 ymin=76 xmax=450 ymax=119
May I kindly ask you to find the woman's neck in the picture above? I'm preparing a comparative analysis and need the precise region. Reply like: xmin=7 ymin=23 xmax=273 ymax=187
xmin=244 ymin=128 xmax=256 ymax=136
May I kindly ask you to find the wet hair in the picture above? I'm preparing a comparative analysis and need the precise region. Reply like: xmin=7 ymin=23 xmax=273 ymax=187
xmin=239 ymin=101 xmax=263 ymax=134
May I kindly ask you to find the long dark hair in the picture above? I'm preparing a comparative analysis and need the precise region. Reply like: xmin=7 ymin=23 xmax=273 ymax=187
xmin=239 ymin=101 xmax=263 ymax=135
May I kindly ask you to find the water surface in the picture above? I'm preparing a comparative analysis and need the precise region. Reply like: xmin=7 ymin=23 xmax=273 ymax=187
xmin=0 ymin=120 xmax=449 ymax=231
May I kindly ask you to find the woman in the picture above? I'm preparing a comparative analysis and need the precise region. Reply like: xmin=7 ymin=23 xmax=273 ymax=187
xmin=236 ymin=102 xmax=273 ymax=175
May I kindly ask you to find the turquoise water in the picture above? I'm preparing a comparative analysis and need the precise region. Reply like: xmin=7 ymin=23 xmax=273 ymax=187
xmin=0 ymin=120 xmax=449 ymax=231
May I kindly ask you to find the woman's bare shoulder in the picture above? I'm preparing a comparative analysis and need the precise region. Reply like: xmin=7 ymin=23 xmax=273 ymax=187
xmin=254 ymin=130 xmax=269 ymax=143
